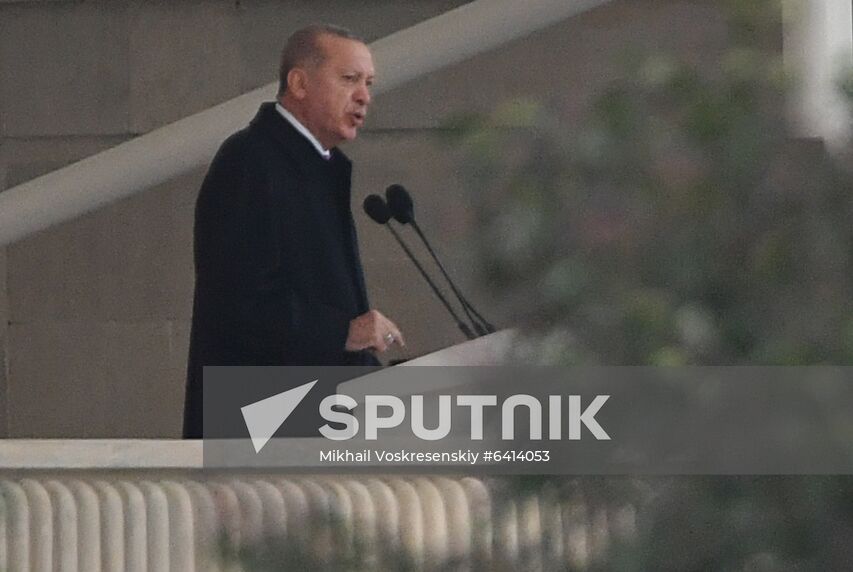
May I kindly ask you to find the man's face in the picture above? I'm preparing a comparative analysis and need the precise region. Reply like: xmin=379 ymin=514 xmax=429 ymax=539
xmin=295 ymin=35 xmax=375 ymax=149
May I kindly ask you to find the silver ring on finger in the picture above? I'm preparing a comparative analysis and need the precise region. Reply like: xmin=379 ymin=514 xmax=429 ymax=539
xmin=384 ymin=332 xmax=395 ymax=345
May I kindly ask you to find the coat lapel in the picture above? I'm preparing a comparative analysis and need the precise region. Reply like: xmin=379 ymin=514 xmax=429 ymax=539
xmin=251 ymin=102 xmax=371 ymax=314
xmin=333 ymin=154 xmax=371 ymax=314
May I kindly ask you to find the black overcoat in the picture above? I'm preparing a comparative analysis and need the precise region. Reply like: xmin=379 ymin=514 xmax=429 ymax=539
xmin=183 ymin=102 xmax=377 ymax=438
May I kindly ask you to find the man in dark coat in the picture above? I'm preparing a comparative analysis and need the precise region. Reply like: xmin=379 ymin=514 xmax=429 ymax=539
xmin=183 ymin=25 xmax=404 ymax=438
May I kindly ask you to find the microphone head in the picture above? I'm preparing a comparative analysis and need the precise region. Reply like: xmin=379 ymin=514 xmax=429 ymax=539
xmin=363 ymin=194 xmax=392 ymax=224
xmin=385 ymin=184 xmax=415 ymax=224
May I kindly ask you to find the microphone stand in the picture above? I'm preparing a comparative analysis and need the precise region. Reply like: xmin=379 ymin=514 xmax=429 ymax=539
xmin=384 ymin=224 xmax=476 ymax=340
xmin=409 ymin=221 xmax=496 ymax=335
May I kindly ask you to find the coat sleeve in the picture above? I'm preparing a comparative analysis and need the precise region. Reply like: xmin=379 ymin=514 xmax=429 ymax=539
xmin=192 ymin=135 xmax=354 ymax=364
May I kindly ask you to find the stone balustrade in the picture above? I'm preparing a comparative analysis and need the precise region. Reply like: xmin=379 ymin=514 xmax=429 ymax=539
xmin=0 ymin=440 xmax=630 ymax=571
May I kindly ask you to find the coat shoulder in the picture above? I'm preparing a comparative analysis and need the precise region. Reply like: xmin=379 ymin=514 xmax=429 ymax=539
xmin=212 ymin=127 xmax=258 ymax=167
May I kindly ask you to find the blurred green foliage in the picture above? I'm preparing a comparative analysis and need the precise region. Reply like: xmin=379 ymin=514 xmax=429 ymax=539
xmin=447 ymin=0 xmax=853 ymax=569
xmin=450 ymin=11 xmax=852 ymax=367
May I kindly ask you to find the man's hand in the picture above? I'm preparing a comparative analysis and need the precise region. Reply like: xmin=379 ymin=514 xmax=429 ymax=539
xmin=345 ymin=309 xmax=405 ymax=353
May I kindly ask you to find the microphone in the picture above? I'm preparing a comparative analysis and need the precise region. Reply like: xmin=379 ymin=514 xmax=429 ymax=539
xmin=363 ymin=195 xmax=475 ymax=340
xmin=385 ymin=184 xmax=495 ymax=335
xmin=363 ymin=194 xmax=393 ymax=224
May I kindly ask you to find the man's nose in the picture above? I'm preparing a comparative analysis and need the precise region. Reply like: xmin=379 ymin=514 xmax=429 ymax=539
xmin=354 ymin=82 xmax=371 ymax=106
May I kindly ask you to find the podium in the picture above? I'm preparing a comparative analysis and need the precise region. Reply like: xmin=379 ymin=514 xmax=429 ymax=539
xmin=400 ymin=328 xmax=516 ymax=366
xmin=339 ymin=329 xmax=516 ymax=399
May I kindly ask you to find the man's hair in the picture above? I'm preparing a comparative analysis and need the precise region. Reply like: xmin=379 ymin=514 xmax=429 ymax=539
xmin=278 ymin=24 xmax=364 ymax=97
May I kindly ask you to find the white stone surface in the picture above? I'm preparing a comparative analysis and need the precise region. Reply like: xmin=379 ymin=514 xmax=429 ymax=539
xmin=0 ymin=440 xmax=201 ymax=469
xmin=366 ymin=478 xmax=400 ymax=564
xmin=2 ymin=480 xmax=29 ymax=570
xmin=0 ymin=474 xmax=618 ymax=571
xmin=44 ymin=480 xmax=77 ymax=572
xmin=21 ymin=479 xmax=51 ymax=572
xmin=69 ymin=481 xmax=101 ymax=572
xmin=389 ymin=478 xmax=424 ymax=568
xmin=163 ymin=481 xmax=196 ymax=571
xmin=94 ymin=481 xmax=123 ymax=571
xmin=119 ymin=481 xmax=147 ymax=572
xmin=140 ymin=481 xmax=170 ymax=572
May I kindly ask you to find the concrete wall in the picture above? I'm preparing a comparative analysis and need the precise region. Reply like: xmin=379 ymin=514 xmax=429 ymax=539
xmin=0 ymin=0 xmax=732 ymax=437
xmin=0 ymin=244 xmax=7 ymax=437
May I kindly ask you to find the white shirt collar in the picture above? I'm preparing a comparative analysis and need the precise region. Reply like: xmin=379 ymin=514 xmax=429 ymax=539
xmin=275 ymin=102 xmax=331 ymax=159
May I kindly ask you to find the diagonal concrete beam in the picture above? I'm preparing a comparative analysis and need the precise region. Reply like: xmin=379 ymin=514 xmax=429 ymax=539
xmin=0 ymin=0 xmax=609 ymax=246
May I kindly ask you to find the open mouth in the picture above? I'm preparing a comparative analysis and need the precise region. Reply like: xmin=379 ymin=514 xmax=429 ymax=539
xmin=350 ymin=111 xmax=366 ymax=126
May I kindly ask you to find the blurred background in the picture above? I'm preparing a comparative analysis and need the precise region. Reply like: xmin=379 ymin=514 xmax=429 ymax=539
xmin=0 ymin=0 xmax=795 ymax=439
xmin=1 ymin=1 xmax=852 ymax=568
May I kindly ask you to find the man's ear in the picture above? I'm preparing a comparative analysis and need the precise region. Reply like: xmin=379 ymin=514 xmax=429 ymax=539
xmin=287 ymin=68 xmax=309 ymax=99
